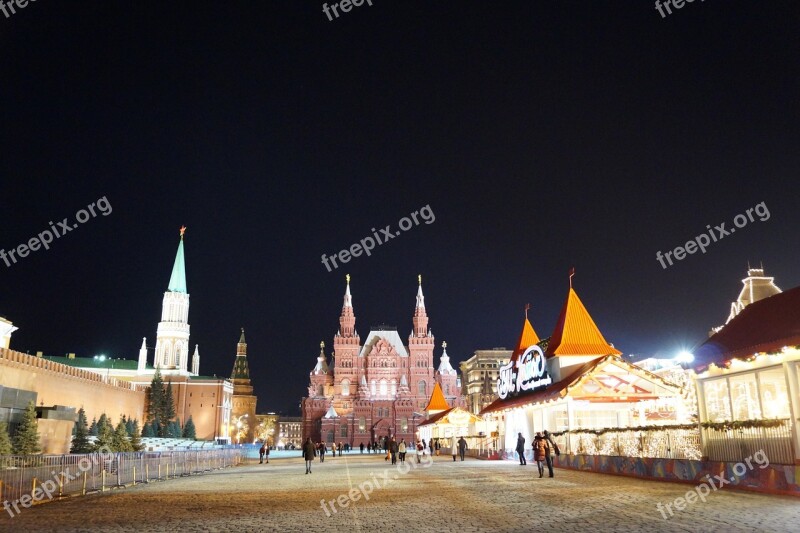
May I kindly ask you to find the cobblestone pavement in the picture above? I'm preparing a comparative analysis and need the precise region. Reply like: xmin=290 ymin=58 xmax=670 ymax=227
xmin=4 ymin=455 xmax=799 ymax=532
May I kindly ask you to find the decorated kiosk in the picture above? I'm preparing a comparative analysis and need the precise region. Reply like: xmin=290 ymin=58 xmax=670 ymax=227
xmin=481 ymin=273 xmax=685 ymax=461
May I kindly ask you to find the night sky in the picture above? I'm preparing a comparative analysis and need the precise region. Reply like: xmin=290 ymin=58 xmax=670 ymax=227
xmin=1 ymin=1 xmax=798 ymax=415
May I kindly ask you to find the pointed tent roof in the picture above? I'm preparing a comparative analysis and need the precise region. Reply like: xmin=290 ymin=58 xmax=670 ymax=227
xmin=416 ymin=275 xmax=425 ymax=309
xmin=313 ymin=342 xmax=329 ymax=375
xmin=546 ymin=288 xmax=621 ymax=357
xmin=324 ymin=404 xmax=339 ymax=418
xmin=231 ymin=354 xmax=250 ymax=381
xmin=424 ymin=382 xmax=451 ymax=412
xmin=437 ymin=341 xmax=456 ymax=375
xmin=239 ymin=328 xmax=246 ymax=344
xmin=343 ymin=274 xmax=353 ymax=308
xmin=168 ymin=228 xmax=187 ymax=293
xmin=508 ymin=316 xmax=540 ymax=367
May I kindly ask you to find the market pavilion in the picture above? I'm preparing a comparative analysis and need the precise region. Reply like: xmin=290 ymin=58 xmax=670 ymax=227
xmin=481 ymin=278 xmax=686 ymax=456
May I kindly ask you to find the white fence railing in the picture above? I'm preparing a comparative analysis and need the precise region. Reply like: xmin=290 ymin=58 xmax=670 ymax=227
xmin=0 ymin=448 xmax=243 ymax=508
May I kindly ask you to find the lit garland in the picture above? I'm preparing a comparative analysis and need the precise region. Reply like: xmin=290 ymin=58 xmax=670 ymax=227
xmin=550 ymin=423 xmax=697 ymax=437
xmin=700 ymin=418 xmax=788 ymax=431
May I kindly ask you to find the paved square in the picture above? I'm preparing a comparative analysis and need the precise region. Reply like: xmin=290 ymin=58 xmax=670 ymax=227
xmin=4 ymin=455 xmax=799 ymax=532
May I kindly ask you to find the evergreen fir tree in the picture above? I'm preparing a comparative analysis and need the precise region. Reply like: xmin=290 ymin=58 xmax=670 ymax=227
xmin=182 ymin=416 xmax=196 ymax=440
xmin=0 ymin=422 xmax=13 ymax=455
xmin=89 ymin=417 xmax=98 ymax=436
xmin=12 ymin=401 xmax=41 ymax=455
xmin=93 ymin=416 xmax=114 ymax=452
xmin=142 ymin=421 xmax=155 ymax=438
xmin=163 ymin=380 xmax=176 ymax=423
xmin=125 ymin=416 xmax=135 ymax=437
xmin=112 ymin=420 xmax=133 ymax=452
xmin=167 ymin=419 xmax=181 ymax=438
xmin=70 ymin=407 xmax=93 ymax=454
xmin=97 ymin=413 xmax=108 ymax=434
xmin=147 ymin=368 xmax=164 ymax=424
xmin=129 ymin=419 xmax=144 ymax=451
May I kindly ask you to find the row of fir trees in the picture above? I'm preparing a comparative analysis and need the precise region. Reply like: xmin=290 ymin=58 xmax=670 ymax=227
xmin=0 ymin=369 xmax=199 ymax=457
xmin=144 ymin=368 xmax=196 ymax=439
xmin=0 ymin=402 xmax=42 ymax=455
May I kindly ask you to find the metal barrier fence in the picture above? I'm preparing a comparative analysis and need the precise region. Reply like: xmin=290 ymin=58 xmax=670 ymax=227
xmin=0 ymin=448 xmax=243 ymax=510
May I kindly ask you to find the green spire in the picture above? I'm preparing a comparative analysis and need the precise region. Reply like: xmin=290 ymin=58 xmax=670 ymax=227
xmin=168 ymin=227 xmax=187 ymax=293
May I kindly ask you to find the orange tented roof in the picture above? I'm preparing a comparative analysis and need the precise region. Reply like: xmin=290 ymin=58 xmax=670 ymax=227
xmin=508 ymin=317 xmax=540 ymax=367
xmin=546 ymin=288 xmax=621 ymax=357
xmin=424 ymin=382 xmax=451 ymax=412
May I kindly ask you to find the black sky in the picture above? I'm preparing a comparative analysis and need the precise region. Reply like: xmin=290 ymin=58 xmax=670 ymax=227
xmin=1 ymin=1 xmax=798 ymax=415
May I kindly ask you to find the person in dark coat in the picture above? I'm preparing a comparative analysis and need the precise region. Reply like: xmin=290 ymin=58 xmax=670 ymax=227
xmin=360 ymin=442 xmax=365 ymax=454
xmin=543 ymin=430 xmax=557 ymax=478
xmin=533 ymin=432 xmax=550 ymax=478
xmin=457 ymin=436 xmax=468 ymax=461
xmin=259 ymin=443 xmax=266 ymax=464
xmin=516 ymin=432 xmax=526 ymax=465
xmin=302 ymin=438 xmax=316 ymax=474
xmin=389 ymin=437 xmax=399 ymax=465
xmin=319 ymin=441 xmax=327 ymax=462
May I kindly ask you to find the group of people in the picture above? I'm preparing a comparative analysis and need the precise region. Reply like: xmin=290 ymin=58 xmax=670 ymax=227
xmin=258 ymin=443 xmax=270 ymax=464
xmin=301 ymin=434 xmax=473 ymax=473
xmin=515 ymin=430 xmax=559 ymax=478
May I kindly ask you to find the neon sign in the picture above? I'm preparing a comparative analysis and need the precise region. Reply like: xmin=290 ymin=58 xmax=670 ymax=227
xmin=497 ymin=345 xmax=552 ymax=400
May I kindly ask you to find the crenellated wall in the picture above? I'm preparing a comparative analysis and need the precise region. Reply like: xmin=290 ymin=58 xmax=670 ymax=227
xmin=0 ymin=348 xmax=146 ymax=426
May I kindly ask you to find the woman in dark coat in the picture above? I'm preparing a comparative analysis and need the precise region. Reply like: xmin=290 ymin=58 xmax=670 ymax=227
xmin=533 ymin=433 xmax=550 ymax=478
xmin=303 ymin=438 xmax=316 ymax=474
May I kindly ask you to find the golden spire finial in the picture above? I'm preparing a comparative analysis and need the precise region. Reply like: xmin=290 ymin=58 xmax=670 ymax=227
xmin=179 ymin=225 xmax=187 ymax=239
xmin=442 ymin=341 xmax=447 ymax=349
xmin=320 ymin=341 xmax=325 ymax=349
xmin=346 ymin=273 xmax=350 ymax=285
xmin=418 ymin=274 xmax=422 ymax=285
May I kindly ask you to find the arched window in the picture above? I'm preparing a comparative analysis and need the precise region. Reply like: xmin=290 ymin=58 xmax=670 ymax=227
xmin=379 ymin=380 xmax=388 ymax=396
xmin=418 ymin=380 xmax=427 ymax=396
xmin=341 ymin=379 xmax=350 ymax=396
xmin=371 ymin=380 xmax=376 ymax=396
xmin=317 ymin=385 xmax=324 ymax=396
xmin=391 ymin=380 xmax=397 ymax=396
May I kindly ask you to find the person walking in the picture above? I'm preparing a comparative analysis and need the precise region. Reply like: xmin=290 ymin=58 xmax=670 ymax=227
xmin=429 ymin=439 xmax=434 ymax=456
xmin=259 ymin=443 xmax=266 ymax=464
xmin=457 ymin=436 xmax=468 ymax=461
xmin=543 ymin=430 xmax=558 ymax=478
xmin=360 ymin=442 xmax=365 ymax=454
xmin=398 ymin=439 xmax=407 ymax=463
xmin=264 ymin=443 xmax=270 ymax=464
xmin=338 ymin=442 xmax=343 ymax=457
xmin=533 ymin=432 xmax=550 ymax=478
xmin=435 ymin=439 xmax=441 ymax=456
xmin=303 ymin=438 xmax=316 ymax=474
xmin=451 ymin=435 xmax=458 ymax=462
xmin=416 ymin=440 xmax=424 ymax=463
xmin=319 ymin=441 xmax=326 ymax=462
xmin=331 ymin=442 xmax=337 ymax=458
xmin=389 ymin=437 xmax=399 ymax=465
xmin=516 ymin=432 xmax=526 ymax=465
